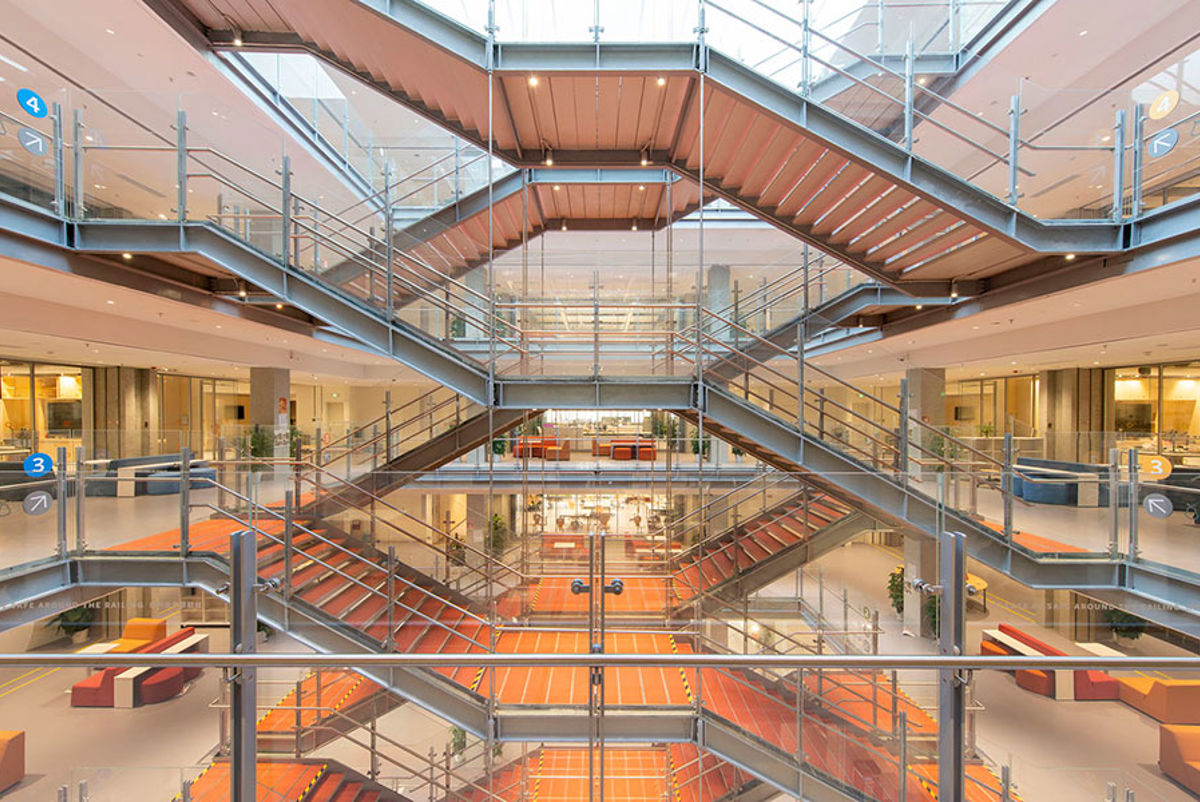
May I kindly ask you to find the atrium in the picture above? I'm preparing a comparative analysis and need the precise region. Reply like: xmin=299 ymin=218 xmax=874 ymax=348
xmin=2 ymin=0 xmax=1200 ymax=800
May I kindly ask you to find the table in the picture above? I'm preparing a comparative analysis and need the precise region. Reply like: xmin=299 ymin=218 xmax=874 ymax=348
xmin=1077 ymin=641 xmax=1124 ymax=658
xmin=964 ymin=572 xmax=988 ymax=611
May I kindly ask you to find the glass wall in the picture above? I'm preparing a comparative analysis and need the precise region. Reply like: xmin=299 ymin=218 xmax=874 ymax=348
xmin=1107 ymin=361 xmax=1200 ymax=460
xmin=0 ymin=359 xmax=89 ymax=461
xmin=944 ymin=374 xmax=1038 ymax=438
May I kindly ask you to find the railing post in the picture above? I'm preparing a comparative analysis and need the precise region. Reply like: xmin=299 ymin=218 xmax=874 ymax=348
xmin=229 ymin=530 xmax=259 ymax=802
xmin=800 ymin=0 xmax=811 ymax=96
xmin=72 ymin=109 xmax=85 ymax=219
xmin=897 ymin=709 xmax=908 ymax=802
xmin=51 ymin=102 xmax=64 ymax=215
xmin=1127 ymin=448 xmax=1139 ymax=561
xmin=281 ymin=155 xmax=292 ymax=269
xmin=56 ymin=446 xmax=68 ymax=558
xmin=593 ymin=269 xmax=600 ymax=380
xmin=938 ymin=531 xmax=966 ymax=802
xmin=75 ymin=446 xmax=86 ymax=553
xmin=283 ymin=490 xmax=294 ymax=607
xmin=384 ymin=161 xmax=394 ymax=324
xmin=1131 ymin=103 xmax=1145 ymax=217
xmin=1007 ymin=94 xmax=1020 ymax=206
xmin=1112 ymin=109 xmax=1127 ymax=222
xmin=176 ymin=109 xmax=187 ymax=222
xmin=903 ymin=38 xmax=915 ymax=152
xmin=293 ymin=678 xmax=303 ymax=758
xmin=1108 ymin=448 xmax=1121 ymax=556
xmin=386 ymin=545 xmax=396 ymax=651
xmin=1000 ymin=764 xmax=1013 ymax=802
xmin=384 ymin=390 xmax=394 ymax=463
xmin=1002 ymin=433 xmax=1013 ymax=543
xmin=77 ymin=779 xmax=88 ymax=801
xmin=897 ymin=379 xmax=910 ymax=485
xmin=180 ymin=447 xmax=191 ymax=557
xmin=876 ymin=0 xmax=885 ymax=54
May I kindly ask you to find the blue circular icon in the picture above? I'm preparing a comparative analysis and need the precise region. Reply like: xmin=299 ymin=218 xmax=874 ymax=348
xmin=16 ymin=88 xmax=48 ymax=119
xmin=23 ymin=452 xmax=53 ymax=478
xmin=1147 ymin=128 xmax=1179 ymax=159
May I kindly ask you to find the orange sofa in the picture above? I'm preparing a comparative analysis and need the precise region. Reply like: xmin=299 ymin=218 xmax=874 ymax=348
xmin=72 ymin=626 xmax=202 ymax=707
xmin=984 ymin=624 xmax=1118 ymax=700
xmin=1119 ymin=677 xmax=1200 ymax=724
xmin=1160 ymin=724 xmax=1200 ymax=795
xmin=0 ymin=731 xmax=23 ymax=793
xmin=110 ymin=617 xmax=167 ymax=653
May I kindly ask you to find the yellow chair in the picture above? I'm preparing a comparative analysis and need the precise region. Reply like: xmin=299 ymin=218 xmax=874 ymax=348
xmin=0 ymin=731 xmax=24 ymax=792
xmin=1160 ymin=725 xmax=1200 ymax=796
xmin=110 ymin=618 xmax=167 ymax=654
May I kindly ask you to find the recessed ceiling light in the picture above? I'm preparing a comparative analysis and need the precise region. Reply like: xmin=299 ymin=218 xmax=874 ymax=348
xmin=1065 ymin=253 xmax=1076 ymax=261
xmin=275 ymin=303 xmax=284 ymax=310
xmin=638 ymin=184 xmax=646 ymax=191
xmin=105 ymin=28 xmax=115 ymax=35
xmin=1078 ymin=29 xmax=1088 ymax=36
xmin=553 ymin=184 xmax=560 ymax=191
xmin=544 ymin=156 xmax=554 ymax=166
xmin=238 ymin=289 xmax=247 ymax=298
xmin=121 ymin=252 xmax=132 ymax=260
xmin=215 ymin=324 xmax=222 ymax=329
xmin=106 ymin=300 xmax=115 ymax=305
xmin=528 ymin=75 xmax=539 ymax=87
xmin=656 ymin=77 xmax=666 ymax=87
xmin=914 ymin=304 xmax=923 ymax=310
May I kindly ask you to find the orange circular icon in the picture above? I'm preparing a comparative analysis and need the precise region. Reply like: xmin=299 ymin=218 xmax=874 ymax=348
xmin=1138 ymin=453 xmax=1173 ymax=480
xmin=1149 ymin=90 xmax=1180 ymax=121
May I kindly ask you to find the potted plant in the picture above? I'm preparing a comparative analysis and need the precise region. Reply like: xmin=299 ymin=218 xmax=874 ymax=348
xmin=487 ymin=514 xmax=508 ymax=557
xmin=1103 ymin=607 xmax=1145 ymax=641
xmin=52 ymin=604 xmax=98 ymax=645
xmin=449 ymin=725 xmax=467 ymax=765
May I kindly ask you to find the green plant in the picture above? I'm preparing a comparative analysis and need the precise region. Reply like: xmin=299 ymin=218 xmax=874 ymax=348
xmin=886 ymin=567 xmax=905 ymax=616
xmin=924 ymin=594 xmax=940 ymax=638
xmin=52 ymin=604 xmax=97 ymax=636
xmin=1104 ymin=607 xmax=1146 ymax=641
xmin=487 ymin=514 xmax=508 ymax=556
xmin=731 ymin=445 xmax=745 ymax=457
xmin=449 ymin=725 xmax=467 ymax=756
xmin=449 ymin=317 xmax=467 ymax=339
xmin=690 ymin=433 xmax=711 ymax=459
xmin=978 ymin=423 xmax=996 ymax=437
xmin=289 ymin=425 xmax=303 ymax=461
xmin=491 ymin=437 xmax=508 ymax=456
xmin=257 ymin=620 xmax=273 ymax=640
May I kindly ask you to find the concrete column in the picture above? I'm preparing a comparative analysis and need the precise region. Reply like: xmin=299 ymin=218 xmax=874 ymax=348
xmin=250 ymin=367 xmax=291 ymax=461
xmin=463 ymin=267 xmax=486 ymax=339
xmin=903 ymin=533 xmax=937 ymax=637
xmin=906 ymin=368 xmax=945 ymax=480
xmin=1037 ymin=368 xmax=1104 ymax=462
xmin=91 ymin=367 xmax=158 ymax=458
xmin=706 ymin=263 xmax=730 ymax=313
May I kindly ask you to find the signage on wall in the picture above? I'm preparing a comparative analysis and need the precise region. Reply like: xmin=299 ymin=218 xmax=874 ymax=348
xmin=22 ymin=491 xmax=52 ymax=516
xmin=22 ymin=452 xmax=53 ymax=478
xmin=1138 ymin=453 xmax=1173 ymax=480
xmin=1143 ymin=493 xmax=1173 ymax=519
xmin=16 ymin=88 xmax=48 ymax=119
xmin=1148 ymin=89 xmax=1180 ymax=121
xmin=1147 ymin=128 xmax=1179 ymax=159
xmin=17 ymin=127 xmax=46 ymax=156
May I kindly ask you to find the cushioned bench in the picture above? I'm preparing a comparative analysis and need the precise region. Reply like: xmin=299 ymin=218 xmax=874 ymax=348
xmin=982 ymin=624 xmax=1118 ymax=701
xmin=110 ymin=617 xmax=167 ymax=654
xmin=1118 ymin=677 xmax=1200 ymax=723
xmin=85 ymin=454 xmax=211 ymax=497
xmin=144 ymin=467 xmax=217 ymax=495
xmin=1161 ymin=724 xmax=1200 ymax=796
xmin=0 ymin=731 xmax=23 ymax=793
xmin=71 ymin=626 xmax=205 ymax=708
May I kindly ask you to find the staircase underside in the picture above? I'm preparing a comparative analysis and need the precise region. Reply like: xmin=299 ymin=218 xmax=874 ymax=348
xmin=144 ymin=0 xmax=1134 ymax=298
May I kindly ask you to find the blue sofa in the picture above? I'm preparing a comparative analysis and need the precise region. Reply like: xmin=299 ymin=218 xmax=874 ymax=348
xmin=1014 ymin=457 xmax=1131 ymax=507
xmin=85 ymin=454 xmax=213 ymax=497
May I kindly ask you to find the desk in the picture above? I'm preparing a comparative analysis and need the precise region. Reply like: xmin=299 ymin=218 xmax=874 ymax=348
xmin=1077 ymin=642 xmax=1124 ymax=658
xmin=964 ymin=572 xmax=988 ymax=611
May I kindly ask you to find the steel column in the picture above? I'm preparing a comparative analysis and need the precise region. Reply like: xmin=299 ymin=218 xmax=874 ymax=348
xmin=1131 ymin=103 xmax=1145 ymax=217
xmin=74 ymin=446 xmax=86 ymax=553
xmin=176 ymin=109 xmax=188 ymax=222
xmin=897 ymin=379 xmax=909 ymax=484
xmin=1007 ymin=95 xmax=1020 ymax=206
xmin=72 ymin=110 xmax=84 ymax=219
xmin=1112 ymin=110 xmax=1127 ymax=222
xmin=180 ymin=447 xmax=191 ymax=557
xmin=384 ymin=162 xmax=394 ymax=326
xmin=55 ymin=446 xmax=67 ymax=558
xmin=903 ymin=39 xmax=915 ymax=152
xmin=937 ymin=531 xmax=966 ymax=802
xmin=51 ymin=103 xmax=64 ymax=215
xmin=229 ymin=529 xmax=258 ymax=802
xmin=1108 ymin=448 xmax=1120 ymax=557
xmin=1127 ymin=448 xmax=1139 ymax=560
xmin=281 ymin=155 xmax=292 ymax=271
xmin=1002 ymin=434 xmax=1013 ymax=542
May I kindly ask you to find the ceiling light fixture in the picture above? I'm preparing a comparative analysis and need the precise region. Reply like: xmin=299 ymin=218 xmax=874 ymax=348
xmin=631 ymin=221 xmax=638 ymax=231
xmin=544 ymin=149 xmax=554 ymax=167
xmin=275 ymin=303 xmax=284 ymax=310
xmin=121 ymin=252 xmax=132 ymax=260
xmin=528 ymin=75 xmax=539 ymax=87
xmin=656 ymin=76 xmax=666 ymax=87
xmin=1065 ymin=253 xmax=1076 ymax=261
xmin=561 ymin=221 xmax=568 ymax=231
xmin=638 ymin=184 xmax=645 ymax=191
xmin=553 ymin=184 xmax=560 ymax=191
xmin=949 ymin=291 xmax=958 ymax=299
xmin=232 ymin=29 xmax=243 ymax=47
xmin=914 ymin=304 xmax=923 ymax=310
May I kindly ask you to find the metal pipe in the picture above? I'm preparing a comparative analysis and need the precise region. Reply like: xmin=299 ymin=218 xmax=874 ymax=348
xmin=180 ymin=447 xmax=191 ymax=556
xmin=1112 ymin=109 xmax=1126 ymax=222
xmin=176 ymin=109 xmax=187 ymax=222
xmin=74 ymin=446 xmax=86 ymax=553
xmin=1131 ymin=103 xmax=1145 ymax=217
xmin=52 ymin=103 xmax=64 ymax=215
xmin=904 ymin=38 xmax=915 ymax=151
xmin=56 ymin=446 xmax=67 ymax=558
xmin=1008 ymin=94 xmax=1020 ymax=205
xmin=1002 ymin=433 xmax=1013 ymax=541
xmin=1127 ymin=448 xmax=1139 ymax=560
